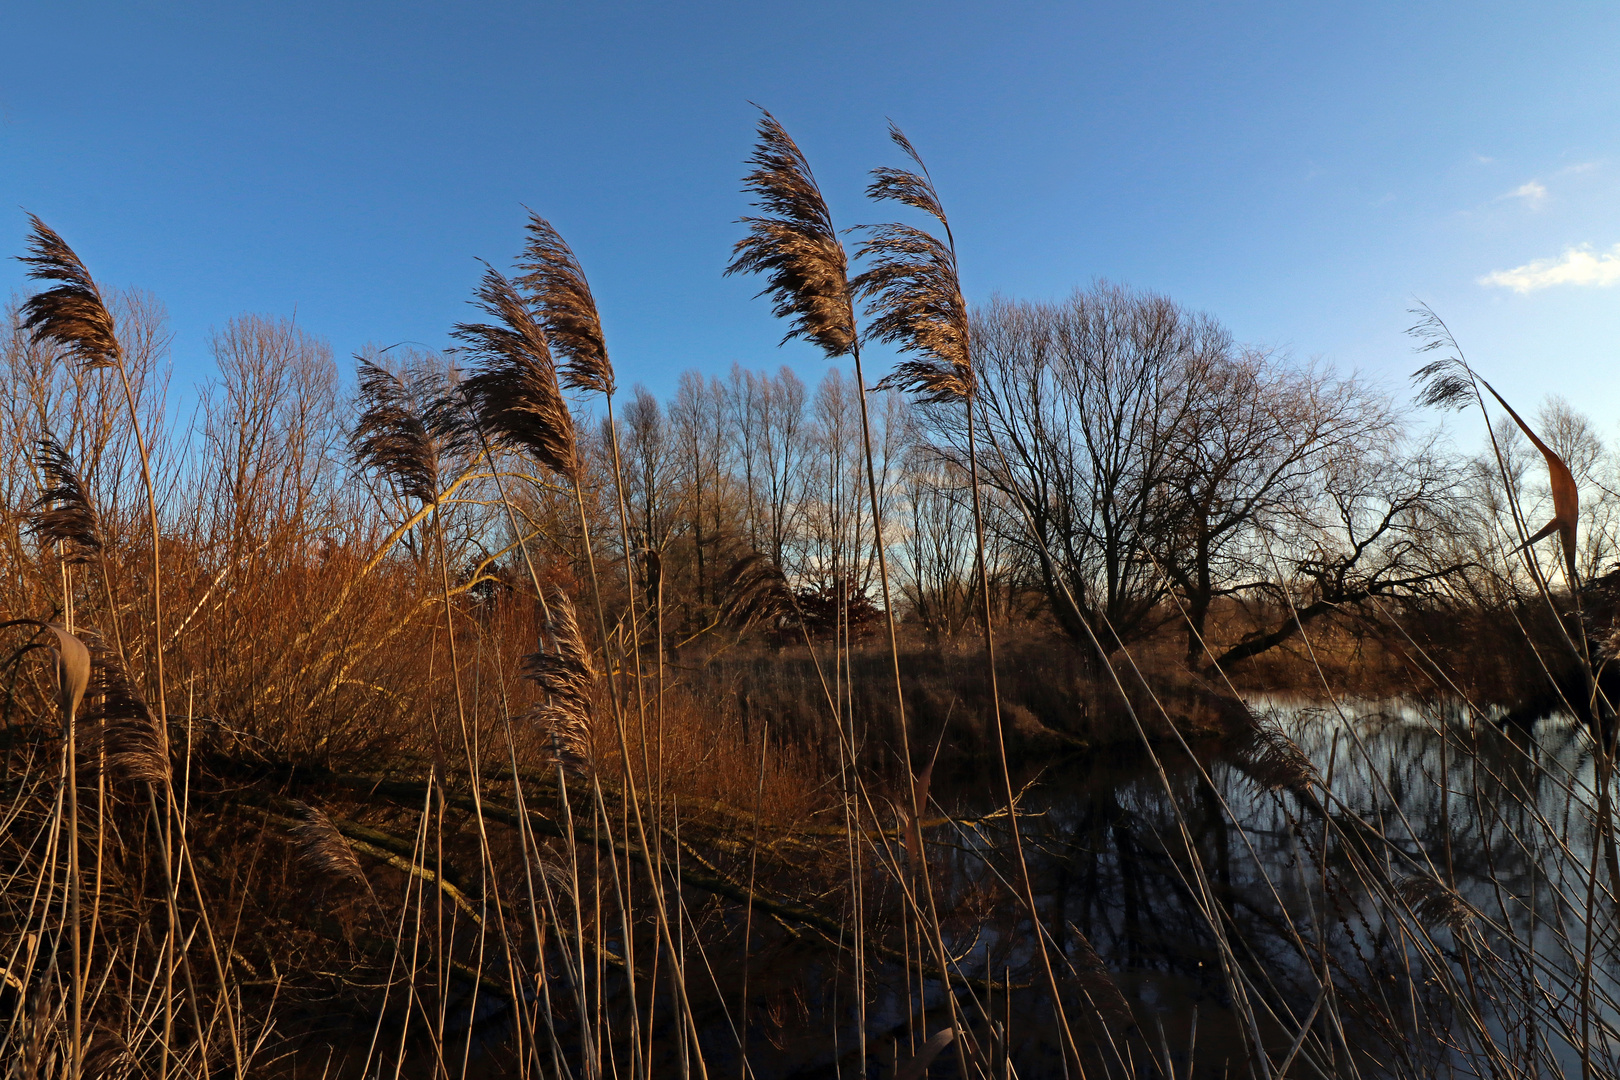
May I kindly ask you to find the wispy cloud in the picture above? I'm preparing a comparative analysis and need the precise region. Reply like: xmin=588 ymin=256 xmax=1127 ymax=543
xmin=1501 ymin=179 xmax=1548 ymax=208
xmin=1480 ymin=244 xmax=1620 ymax=293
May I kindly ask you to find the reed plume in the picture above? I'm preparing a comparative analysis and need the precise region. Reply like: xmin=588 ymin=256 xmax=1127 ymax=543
xmin=286 ymin=801 xmax=372 ymax=895
xmin=453 ymin=266 xmax=580 ymax=482
xmin=517 ymin=211 xmax=615 ymax=395
xmin=1065 ymin=924 xmax=1136 ymax=1029
xmin=45 ymin=623 xmax=91 ymax=725
xmin=521 ymin=591 xmax=598 ymax=774
xmin=0 ymin=618 xmax=93 ymax=724
xmin=351 ymin=359 xmax=444 ymax=506
xmin=85 ymin=650 xmax=170 ymax=785
xmin=718 ymin=552 xmax=795 ymax=631
xmin=1410 ymin=304 xmax=1579 ymax=583
xmin=1395 ymin=873 xmax=1477 ymax=933
xmin=855 ymin=124 xmax=973 ymax=403
xmin=1232 ymin=717 xmax=1319 ymax=795
xmin=17 ymin=215 xmax=122 ymax=370
xmin=725 ymin=109 xmax=856 ymax=358
xmin=28 ymin=436 xmax=104 ymax=564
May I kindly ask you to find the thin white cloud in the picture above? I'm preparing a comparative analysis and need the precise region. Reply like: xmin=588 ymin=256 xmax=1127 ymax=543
xmin=1501 ymin=179 xmax=1548 ymax=208
xmin=1480 ymin=244 xmax=1620 ymax=293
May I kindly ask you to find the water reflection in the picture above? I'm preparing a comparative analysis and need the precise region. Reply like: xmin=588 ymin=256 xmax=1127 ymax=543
xmin=927 ymin=699 xmax=1620 ymax=1078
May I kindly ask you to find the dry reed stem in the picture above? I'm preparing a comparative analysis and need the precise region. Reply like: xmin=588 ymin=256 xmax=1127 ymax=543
xmin=860 ymin=122 xmax=1086 ymax=1073
xmin=728 ymin=107 xmax=978 ymax=1078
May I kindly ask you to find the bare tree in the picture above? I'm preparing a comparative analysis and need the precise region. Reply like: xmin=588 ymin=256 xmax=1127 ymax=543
xmin=1208 ymin=433 xmax=1471 ymax=673
xmin=896 ymin=434 xmax=977 ymax=639
xmin=668 ymin=370 xmax=730 ymax=617
xmin=199 ymin=315 xmax=342 ymax=563
xmin=1157 ymin=348 xmax=1394 ymax=665
xmin=753 ymin=366 xmax=811 ymax=575
xmin=619 ymin=385 xmax=679 ymax=609
xmin=803 ymin=367 xmax=866 ymax=601
xmin=964 ymin=285 xmax=1201 ymax=648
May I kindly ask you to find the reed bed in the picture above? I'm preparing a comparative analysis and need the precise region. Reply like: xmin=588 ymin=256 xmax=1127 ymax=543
xmin=1 ymin=114 xmax=1619 ymax=1080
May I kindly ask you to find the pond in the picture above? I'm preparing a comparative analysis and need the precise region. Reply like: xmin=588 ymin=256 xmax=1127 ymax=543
xmin=846 ymin=698 xmax=1620 ymax=1079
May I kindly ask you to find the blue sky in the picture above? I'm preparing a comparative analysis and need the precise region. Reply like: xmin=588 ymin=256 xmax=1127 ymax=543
xmin=3 ymin=2 xmax=1619 ymax=429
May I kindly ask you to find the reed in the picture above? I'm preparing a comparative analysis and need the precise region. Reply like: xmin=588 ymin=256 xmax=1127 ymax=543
xmin=857 ymin=120 xmax=1089 ymax=1075
xmin=728 ymin=107 xmax=976 ymax=1074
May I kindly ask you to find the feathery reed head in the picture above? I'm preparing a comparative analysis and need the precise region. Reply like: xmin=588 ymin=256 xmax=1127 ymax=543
xmin=725 ymin=108 xmax=856 ymax=358
xmin=29 ymin=435 xmax=103 ymax=563
xmin=351 ymin=359 xmax=442 ymax=506
xmin=1232 ymin=717 xmax=1319 ymax=795
xmin=855 ymin=125 xmax=973 ymax=403
xmin=286 ymin=801 xmax=371 ymax=894
xmin=520 ymin=590 xmax=597 ymax=774
xmin=86 ymin=650 xmax=169 ymax=785
xmin=719 ymin=552 xmax=795 ymax=631
xmin=517 ymin=211 xmax=615 ymax=396
xmin=1396 ymin=873 xmax=1476 ymax=933
xmin=1066 ymin=922 xmax=1136 ymax=1029
xmin=81 ymin=1026 xmax=133 ymax=1078
xmin=867 ymin=123 xmax=951 ymax=229
xmin=1407 ymin=304 xmax=1476 ymax=411
xmin=17 ymin=215 xmax=123 ymax=370
xmin=453 ymin=266 xmax=580 ymax=481
xmin=44 ymin=623 xmax=90 ymax=723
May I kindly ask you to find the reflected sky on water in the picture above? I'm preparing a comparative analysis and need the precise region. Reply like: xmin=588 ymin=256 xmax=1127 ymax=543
xmin=915 ymin=698 xmax=1620 ymax=1078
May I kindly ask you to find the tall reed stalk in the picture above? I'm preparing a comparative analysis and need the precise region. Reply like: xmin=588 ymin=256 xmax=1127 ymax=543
xmin=455 ymin=261 xmax=706 ymax=1079
xmin=19 ymin=217 xmax=248 ymax=1080
xmin=726 ymin=108 xmax=970 ymax=1075
xmin=856 ymin=122 xmax=1087 ymax=1074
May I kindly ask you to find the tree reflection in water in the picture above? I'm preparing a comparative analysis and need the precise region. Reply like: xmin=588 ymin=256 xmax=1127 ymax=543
xmin=919 ymin=700 xmax=1619 ymax=1079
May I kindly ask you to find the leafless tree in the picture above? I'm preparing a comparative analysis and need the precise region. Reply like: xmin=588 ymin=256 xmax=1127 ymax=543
xmin=896 ymin=434 xmax=977 ymax=639
xmin=668 ymin=370 xmax=730 ymax=617
xmin=618 ymin=385 xmax=679 ymax=611
xmin=1156 ymin=347 xmax=1395 ymax=665
xmin=1208 ymin=433 xmax=1471 ymax=673
xmin=963 ymin=285 xmax=1202 ymax=648
xmin=752 ymin=366 xmax=811 ymax=576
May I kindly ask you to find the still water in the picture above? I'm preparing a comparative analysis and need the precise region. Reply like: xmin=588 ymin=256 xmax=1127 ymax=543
xmin=444 ymin=700 xmax=1619 ymax=1079
xmin=895 ymin=698 xmax=1620 ymax=1079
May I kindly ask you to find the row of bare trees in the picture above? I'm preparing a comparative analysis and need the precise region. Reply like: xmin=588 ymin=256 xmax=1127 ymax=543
xmin=606 ymin=284 xmax=1620 ymax=673
xmin=8 ymin=282 xmax=1617 ymax=685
